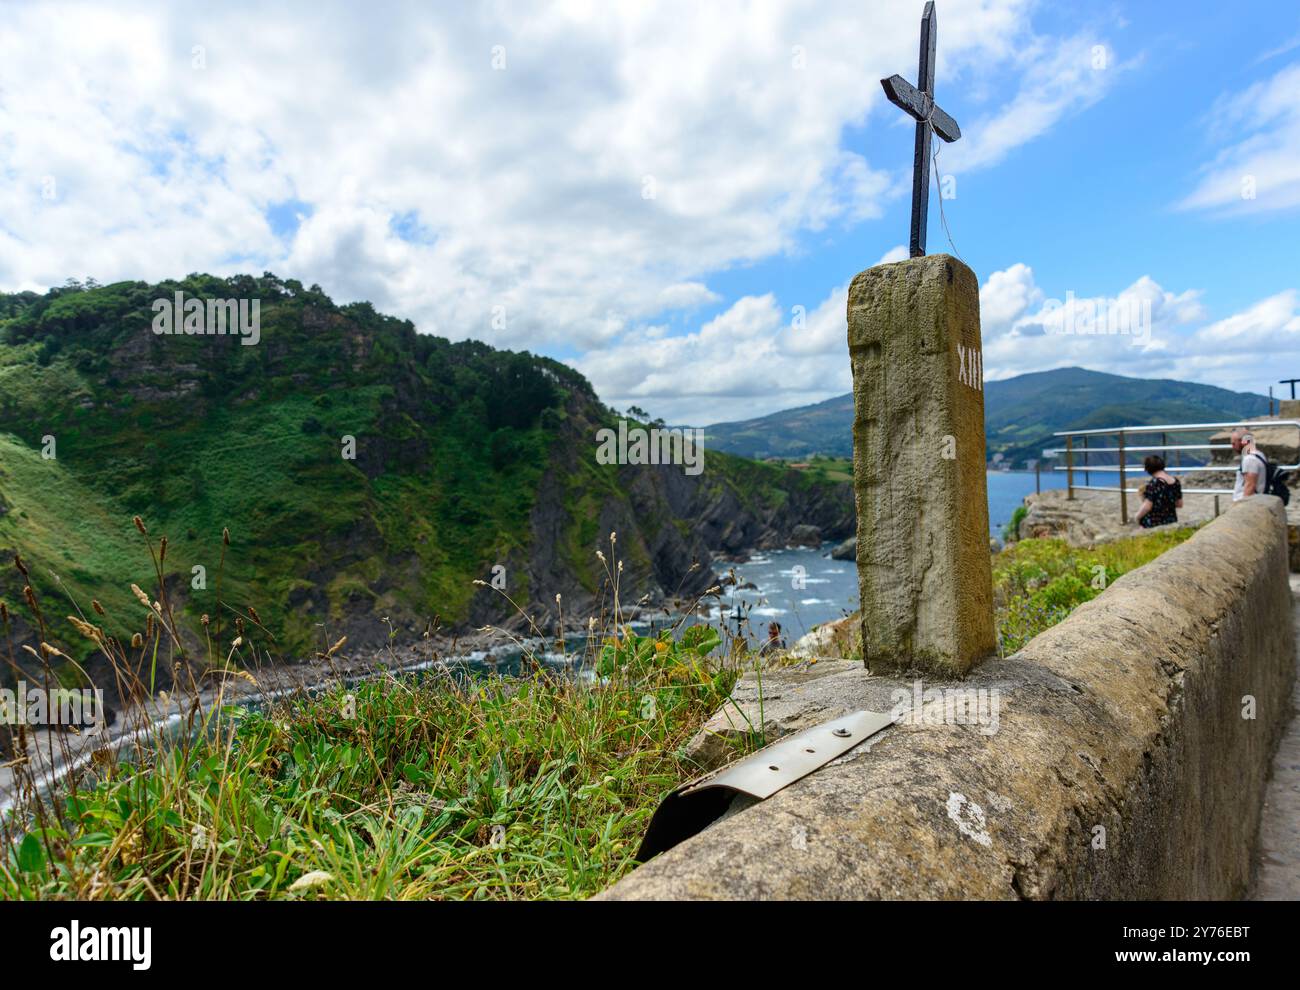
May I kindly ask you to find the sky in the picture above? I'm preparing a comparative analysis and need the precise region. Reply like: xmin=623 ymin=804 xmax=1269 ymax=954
xmin=1 ymin=0 xmax=1298 ymax=425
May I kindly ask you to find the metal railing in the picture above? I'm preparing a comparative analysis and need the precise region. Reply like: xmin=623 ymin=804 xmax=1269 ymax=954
xmin=1043 ymin=420 xmax=1300 ymax=523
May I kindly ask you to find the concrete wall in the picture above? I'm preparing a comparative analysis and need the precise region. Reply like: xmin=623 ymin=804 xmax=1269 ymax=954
xmin=599 ymin=498 xmax=1295 ymax=900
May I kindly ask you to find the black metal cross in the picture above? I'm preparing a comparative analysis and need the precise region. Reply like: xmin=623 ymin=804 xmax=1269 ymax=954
xmin=881 ymin=1 xmax=962 ymax=258
xmin=1280 ymin=378 xmax=1300 ymax=399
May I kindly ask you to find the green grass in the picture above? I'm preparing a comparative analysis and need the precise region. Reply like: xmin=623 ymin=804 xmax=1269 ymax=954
xmin=788 ymin=455 xmax=853 ymax=484
xmin=1001 ymin=504 xmax=1028 ymax=544
xmin=992 ymin=525 xmax=1201 ymax=653
xmin=1 ymin=614 xmax=745 ymax=900
xmin=0 ymin=434 xmax=166 ymax=652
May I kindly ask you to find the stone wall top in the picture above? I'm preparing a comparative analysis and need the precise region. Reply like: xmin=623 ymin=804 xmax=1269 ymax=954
xmin=599 ymin=498 xmax=1294 ymax=900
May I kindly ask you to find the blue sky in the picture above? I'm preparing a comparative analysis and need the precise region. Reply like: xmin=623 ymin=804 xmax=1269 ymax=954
xmin=709 ymin=2 xmax=1291 ymax=323
xmin=2 ymin=0 xmax=1298 ymax=423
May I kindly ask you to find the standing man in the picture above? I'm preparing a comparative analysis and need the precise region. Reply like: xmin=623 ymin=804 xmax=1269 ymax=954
xmin=1231 ymin=428 xmax=1266 ymax=501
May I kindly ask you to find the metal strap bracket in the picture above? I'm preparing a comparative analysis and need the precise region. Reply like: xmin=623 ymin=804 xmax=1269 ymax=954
xmin=635 ymin=709 xmax=895 ymax=862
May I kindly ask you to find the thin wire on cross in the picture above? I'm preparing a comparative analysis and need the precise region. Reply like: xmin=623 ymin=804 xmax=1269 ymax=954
xmin=924 ymin=114 xmax=962 ymax=262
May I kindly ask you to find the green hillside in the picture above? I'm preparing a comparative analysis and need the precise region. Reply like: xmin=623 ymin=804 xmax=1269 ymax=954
xmin=0 ymin=276 xmax=851 ymax=676
xmin=703 ymin=367 xmax=1271 ymax=467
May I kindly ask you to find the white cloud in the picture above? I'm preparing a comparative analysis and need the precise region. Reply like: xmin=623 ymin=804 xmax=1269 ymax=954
xmin=977 ymin=264 xmax=1297 ymax=398
xmin=1192 ymin=290 xmax=1300 ymax=347
xmin=943 ymin=35 xmax=1129 ymax=173
xmin=577 ymin=255 xmax=1300 ymax=424
xmin=980 ymin=267 xmax=1204 ymax=377
xmin=0 ymin=0 xmax=1123 ymax=360
xmin=574 ymin=283 xmax=851 ymax=424
xmin=979 ymin=263 xmax=1043 ymax=336
xmin=1179 ymin=62 xmax=1300 ymax=214
xmin=875 ymin=244 xmax=910 ymax=266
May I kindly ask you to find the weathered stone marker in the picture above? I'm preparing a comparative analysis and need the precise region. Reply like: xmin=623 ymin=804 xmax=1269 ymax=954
xmin=848 ymin=253 xmax=995 ymax=676
xmin=851 ymin=3 xmax=993 ymax=677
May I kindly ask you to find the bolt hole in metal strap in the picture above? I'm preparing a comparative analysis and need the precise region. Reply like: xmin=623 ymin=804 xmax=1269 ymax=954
xmin=635 ymin=709 xmax=895 ymax=862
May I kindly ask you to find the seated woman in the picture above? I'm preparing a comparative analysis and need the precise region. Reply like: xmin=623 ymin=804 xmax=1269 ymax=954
xmin=1135 ymin=454 xmax=1183 ymax=528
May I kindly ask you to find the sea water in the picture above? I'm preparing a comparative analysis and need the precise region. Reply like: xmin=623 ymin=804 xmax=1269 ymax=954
xmin=468 ymin=471 xmax=1041 ymax=667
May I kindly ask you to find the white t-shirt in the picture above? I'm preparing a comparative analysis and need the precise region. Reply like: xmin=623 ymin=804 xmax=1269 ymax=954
xmin=1234 ymin=449 xmax=1266 ymax=501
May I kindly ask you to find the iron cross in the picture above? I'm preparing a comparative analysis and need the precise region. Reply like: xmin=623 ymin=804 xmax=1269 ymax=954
xmin=881 ymin=1 xmax=962 ymax=258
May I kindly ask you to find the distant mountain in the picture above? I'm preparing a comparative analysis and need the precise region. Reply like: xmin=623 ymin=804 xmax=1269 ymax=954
xmin=703 ymin=393 xmax=856 ymax=461
xmin=703 ymin=367 xmax=1271 ymax=467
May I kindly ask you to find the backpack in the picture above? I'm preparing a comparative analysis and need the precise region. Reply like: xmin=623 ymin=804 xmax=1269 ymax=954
xmin=1250 ymin=450 xmax=1291 ymax=506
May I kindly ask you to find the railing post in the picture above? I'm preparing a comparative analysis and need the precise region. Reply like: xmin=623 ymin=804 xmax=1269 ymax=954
xmin=1035 ymin=458 xmax=1040 ymax=494
xmin=1066 ymin=435 xmax=1074 ymax=500
xmin=1118 ymin=431 xmax=1128 ymax=523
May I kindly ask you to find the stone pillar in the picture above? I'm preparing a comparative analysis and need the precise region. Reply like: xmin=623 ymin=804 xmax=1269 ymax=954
xmin=848 ymin=253 xmax=995 ymax=676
